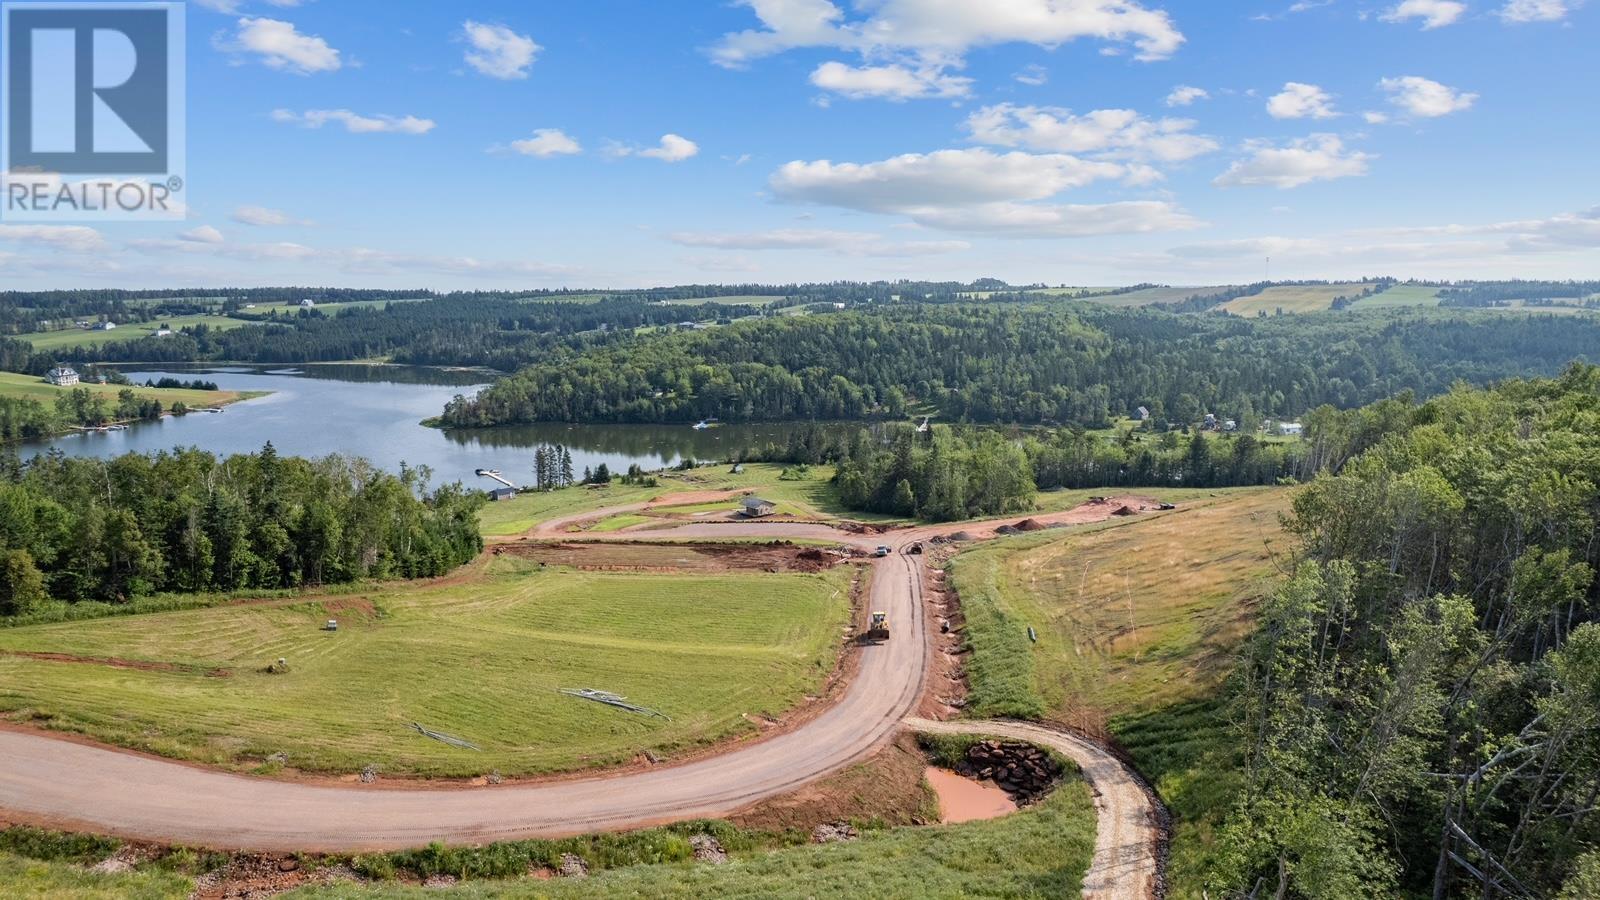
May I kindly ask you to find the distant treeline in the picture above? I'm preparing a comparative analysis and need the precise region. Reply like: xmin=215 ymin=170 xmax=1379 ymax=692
xmin=0 ymin=444 xmax=482 ymax=614
xmin=739 ymin=422 xmax=1308 ymax=522
xmin=1438 ymin=279 xmax=1600 ymax=307
xmin=439 ymin=306 xmax=1600 ymax=430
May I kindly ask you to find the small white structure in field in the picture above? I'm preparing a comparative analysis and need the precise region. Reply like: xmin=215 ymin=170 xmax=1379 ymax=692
xmin=46 ymin=366 xmax=80 ymax=387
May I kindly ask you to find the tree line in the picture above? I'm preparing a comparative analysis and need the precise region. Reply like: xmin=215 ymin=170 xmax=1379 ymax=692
xmin=439 ymin=305 xmax=1600 ymax=431
xmin=0 ymin=444 xmax=482 ymax=615
xmin=1214 ymin=364 xmax=1600 ymax=898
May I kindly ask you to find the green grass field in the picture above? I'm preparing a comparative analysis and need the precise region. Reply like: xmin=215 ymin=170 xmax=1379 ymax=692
xmin=1077 ymin=285 xmax=1238 ymax=308
xmin=0 ymin=555 xmax=854 ymax=777
xmin=1220 ymin=283 xmax=1368 ymax=317
xmin=945 ymin=488 xmax=1292 ymax=897
xmin=0 ymin=370 xmax=257 ymax=411
xmin=1349 ymin=284 xmax=1441 ymax=309
xmin=19 ymin=315 xmax=254 ymax=352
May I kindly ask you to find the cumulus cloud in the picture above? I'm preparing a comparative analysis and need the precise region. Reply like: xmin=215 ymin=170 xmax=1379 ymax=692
xmin=611 ymin=134 xmax=700 ymax=162
xmin=461 ymin=21 xmax=540 ymax=80
xmin=666 ymin=228 xmax=970 ymax=257
xmin=964 ymin=104 xmax=1219 ymax=163
xmin=1380 ymin=0 xmax=1467 ymax=29
xmin=1267 ymin=82 xmax=1338 ymax=119
xmin=1379 ymin=76 xmax=1477 ymax=117
xmin=220 ymin=17 xmax=340 ymax=74
xmin=231 ymin=205 xmax=311 ymax=227
xmin=1214 ymin=134 xmax=1373 ymax=189
xmin=1166 ymin=85 xmax=1209 ymax=107
xmin=272 ymin=109 xmax=436 ymax=135
xmin=504 ymin=128 xmax=582 ymax=157
xmin=710 ymin=0 xmax=1185 ymax=100
xmin=767 ymin=147 xmax=1198 ymax=237
xmin=1499 ymin=0 xmax=1579 ymax=22
xmin=809 ymin=61 xmax=971 ymax=100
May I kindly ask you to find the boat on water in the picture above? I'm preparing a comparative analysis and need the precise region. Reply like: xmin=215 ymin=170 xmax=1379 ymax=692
xmin=692 ymin=421 xmax=710 ymax=430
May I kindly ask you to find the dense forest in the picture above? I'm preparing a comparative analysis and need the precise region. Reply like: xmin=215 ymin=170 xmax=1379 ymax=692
xmin=1216 ymin=364 xmax=1600 ymax=898
xmin=0 ymin=444 xmax=482 ymax=614
xmin=439 ymin=306 xmax=1600 ymax=429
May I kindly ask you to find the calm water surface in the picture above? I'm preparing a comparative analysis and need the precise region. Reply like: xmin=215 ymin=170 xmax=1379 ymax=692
xmin=18 ymin=365 xmax=840 ymax=486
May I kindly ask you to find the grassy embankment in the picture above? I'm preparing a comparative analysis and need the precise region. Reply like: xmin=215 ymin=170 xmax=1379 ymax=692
xmin=0 ymin=370 xmax=257 ymax=412
xmin=0 ymin=553 xmax=853 ymax=778
xmin=945 ymin=487 xmax=1292 ymax=897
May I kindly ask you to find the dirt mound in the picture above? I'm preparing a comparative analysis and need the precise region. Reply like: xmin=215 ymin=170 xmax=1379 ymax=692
xmin=495 ymin=540 xmax=845 ymax=573
xmin=0 ymin=650 xmax=231 ymax=678
xmin=1013 ymin=518 xmax=1046 ymax=532
xmin=1112 ymin=505 xmax=1138 ymax=517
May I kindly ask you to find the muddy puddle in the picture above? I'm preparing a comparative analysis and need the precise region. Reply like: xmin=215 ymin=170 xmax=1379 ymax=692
xmin=924 ymin=767 xmax=1017 ymax=823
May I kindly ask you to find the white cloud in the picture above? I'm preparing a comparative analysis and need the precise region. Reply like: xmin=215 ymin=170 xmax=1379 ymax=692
xmin=0 ymin=224 xmax=105 ymax=252
xmin=612 ymin=134 xmax=700 ymax=162
xmin=1363 ymin=110 xmax=1391 ymax=124
xmin=910 ymin=200 xmax=1201 ymax=237
xmin=272 ymin=109 xmax=436 ymax=135
xmin=505 ymin=128 xmax=583 ymax=157
xmin=710 ymin=0 xmax=1187 ymax=83
xmin=1498 ymin=0 xmax=1579 ymax=21
xmin=771 ymin=148 xmax=1126 ymax=212
xmin=809 ymin=61 xmax=971 ymax=100
xmin=767 ymin=147 xmax=1197 ymax=238
xmin=194 ymin=0 xmax=307 ymax=11
xmin=964 ymin=103 xmax=1218 ymax=163
xmin=666 ymin=228 xmax=969 ymax=257
xmin=1214 ymin=134 xmax=1373 ymax=188
xmin=221 ymin=17 xmax=340 ymax=74
xmin=1014 ymin=64 xmax=1048 ymax=86
xmin=179 ymin=225 xmax=225 ymax=244
xmin=461 ymin=21 xmax=540 ymax=80
xmin=1380 ymin=0 xmax=1468 ymax=29
xmin=1267 ymin=82 xmax=1338 ymax=119
xmin=231 ymin=205 xmax=311 ymax=227
xmin=1166 ymin=85 xmax=1209 ymax=107
xmin=1379 ymin=76 xmax=1477 ymax=117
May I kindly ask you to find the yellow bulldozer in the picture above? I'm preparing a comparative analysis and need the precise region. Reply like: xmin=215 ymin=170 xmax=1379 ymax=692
xmin=864 ymin=611 xmax=890 ymax=643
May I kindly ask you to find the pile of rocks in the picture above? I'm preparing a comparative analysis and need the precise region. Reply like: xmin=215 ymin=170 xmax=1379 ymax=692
xmin=811 ymin=821 xmax=859 ymax=844
xmin=954 ymin=740 xmax=1063 ymax=806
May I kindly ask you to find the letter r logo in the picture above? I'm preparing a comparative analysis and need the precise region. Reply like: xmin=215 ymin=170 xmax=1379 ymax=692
xmin=5 ymin=3 xmax=170 ymax=174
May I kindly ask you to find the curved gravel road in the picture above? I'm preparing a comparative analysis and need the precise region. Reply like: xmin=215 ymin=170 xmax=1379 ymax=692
xmin=0 ymin=500 xmax=1166 ymax=897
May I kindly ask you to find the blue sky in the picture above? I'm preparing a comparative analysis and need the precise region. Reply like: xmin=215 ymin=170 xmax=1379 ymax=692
xmin=3 ymin=0 xmax=1595 ymax=289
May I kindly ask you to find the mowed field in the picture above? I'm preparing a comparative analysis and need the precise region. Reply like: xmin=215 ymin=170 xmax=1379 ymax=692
xmin=0 ymin=370 xmax=254 ymax=410
xmin=1349 ymin=283 xmax=1441 ymax=309
xmin=19 ymin=315 xmax=254 ymax=352
xmin=0 ymin=555 xmax=855 ymax=777
xmin=1219 ymin=283 xmax=1367 ymax=316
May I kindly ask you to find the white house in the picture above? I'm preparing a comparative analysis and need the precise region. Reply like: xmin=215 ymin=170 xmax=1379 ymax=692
xmin=94 ymin=321 xmax=116 ymax=331
xmin=299 ymin=299 xmax=317 ymax=308
xmin=741 ymin=497 xmax=777 ymax=518
xmin=1279 ymin=422 xmax=1304 ymax=437
xmin=153 ymin=328 xmax=173 ymax=337
xmin=46 ymin=366 xmax=80 ymax=387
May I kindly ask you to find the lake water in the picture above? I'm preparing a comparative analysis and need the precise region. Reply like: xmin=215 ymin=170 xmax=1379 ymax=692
xmin=16 ymin=365 xmax=839 ymax=486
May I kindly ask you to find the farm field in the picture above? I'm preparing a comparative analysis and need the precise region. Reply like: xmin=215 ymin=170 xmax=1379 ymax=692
xmin=656 ymin=295 xmax=789 ymax=306
xmin=1219 ymin=283 xmax=1367 ymax=316
xmin=242 ymin=298 xmax=426 ymax=317
xmin=1349 ymin=283 xmax=1441 ymax=309
xmin=0 ymin=555 xmax=855 ymax=778
xmin=1077 ymin=285 xmax=1238 ymax=308
xmin=945 ymin=488 xmax=1292 ymax=895
xmin=19 ymin=314 xmax=254 ymax=352
xmin=0 ymin=370 xmax=258 ymax=411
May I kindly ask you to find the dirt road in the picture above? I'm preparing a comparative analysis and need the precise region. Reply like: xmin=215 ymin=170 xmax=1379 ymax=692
xmin=907 ymin=718 xmax=1165 ymax=900
xmin=0 ymin=499 xmax=1166 ymax=896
